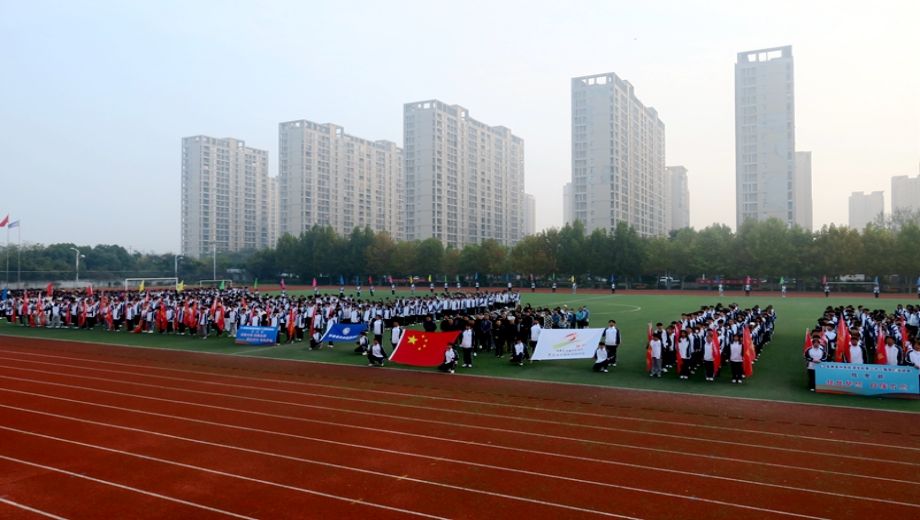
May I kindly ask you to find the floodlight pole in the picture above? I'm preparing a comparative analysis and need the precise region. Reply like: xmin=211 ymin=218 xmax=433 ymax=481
xmin=174 ymin=254 xmax=182 ymax=279
xmin=212 ymin=245 xmax=216 ymax=281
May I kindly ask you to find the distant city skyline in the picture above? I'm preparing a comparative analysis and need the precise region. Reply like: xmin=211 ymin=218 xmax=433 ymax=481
xmin=2 ymin=1 xmax=917 ymax=252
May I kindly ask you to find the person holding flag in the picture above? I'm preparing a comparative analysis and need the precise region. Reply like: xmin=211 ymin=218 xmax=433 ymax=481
xmin=804 ymin=330 xmax=826 ymax=391
xmin=846 ymin=332 xmax=867 ymax=364
xmin=438 ymin=344 xmax=457 ymax=373
xmin=704 ymin=329 xmax=720 ymax=382
xmin=367 ymin=338 xmax=386 ymax=367
xmin=878 ymin=334 xmax=902 ymax=366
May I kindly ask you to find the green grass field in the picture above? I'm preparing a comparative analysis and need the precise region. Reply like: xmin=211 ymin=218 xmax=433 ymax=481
xmin=2 ymin=291 xmax=919 ymax=412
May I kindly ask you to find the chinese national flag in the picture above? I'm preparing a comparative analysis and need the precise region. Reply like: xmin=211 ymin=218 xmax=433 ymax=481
xmin=742 ymin=326 xmax=755 ymax=378
xmin=389 ymin=331 xmax=460 ymax=367
xmin=645 ymin=323 xmax=653 ymax=372
xmin=875 ymin=330 xmax=887 ymax=365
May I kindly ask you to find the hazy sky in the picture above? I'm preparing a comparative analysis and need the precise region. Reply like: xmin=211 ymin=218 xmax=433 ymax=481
xmin=2 ymin=0 xmax=918 ymax=253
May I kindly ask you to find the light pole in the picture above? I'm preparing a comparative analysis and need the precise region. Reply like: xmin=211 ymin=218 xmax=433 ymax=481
xmin=174 ymin=254 xmax=182 ymax=279
xmin=212 ymin=245 xmax=216 ymax=281
xmin=69 ymin=247 xmax=83 ymax=283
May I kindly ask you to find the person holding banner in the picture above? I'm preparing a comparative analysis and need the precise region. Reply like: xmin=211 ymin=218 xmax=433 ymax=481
xmin=603 ymin=320 xmax=621 ymax=367
xmin=511 ymin=338 xmax=525 ymax=366
xmin=438 ymin=345 xmax=457 ymax=373
xmin=909 ymin=340 xmax=920 ymax=369
xmin=368 ymin=338 xmax=386 ymax=367
xmin=880 ymin=335 xmax=902 ymax=366
xmin=805 ymin=332 xmax=827 ymax=391
xmin=592 ymin=343 xmax=609 ymax=373
xmin=460 ymin=322 xmax=474 ymax=368
xmin=847 ymin=333 xmax=866 ymax=364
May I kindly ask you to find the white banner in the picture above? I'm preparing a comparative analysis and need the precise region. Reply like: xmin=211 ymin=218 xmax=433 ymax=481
xmin=531 ymin=328 xmax=605 ymax=361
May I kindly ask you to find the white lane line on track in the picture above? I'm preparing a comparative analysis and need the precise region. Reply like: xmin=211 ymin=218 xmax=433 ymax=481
xmin=0 ymin=334 xmax=914 ymax=415
xmin=0 ymin=373 xmax=915 ymax=487
xmin=0 ymin=455 xmax=256 ymax=520
xmin=1 ymin=381 xmax=917 ymax=507
xmin=0 ymin=424 xmax=628 ymax=520
xmin=0 ymin=404 xmax=835 ymax=520
xmin=0 ymin=352 xmax=912 ymax=453
xmin=0 ymin=497 xmax=69 ymax=520
xmin=0 ymin=364 xmax=913 ymax=470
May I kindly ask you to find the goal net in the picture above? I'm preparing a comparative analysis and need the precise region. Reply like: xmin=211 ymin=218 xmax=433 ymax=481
xmin=198 ymin=279 xmax=233 ymax=289
xmin=124 ymin=277 xmax=178 ymax=292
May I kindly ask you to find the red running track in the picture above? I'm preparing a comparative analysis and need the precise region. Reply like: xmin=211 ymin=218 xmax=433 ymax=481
xmin=0 ymin=336 xmax=918 ymax=519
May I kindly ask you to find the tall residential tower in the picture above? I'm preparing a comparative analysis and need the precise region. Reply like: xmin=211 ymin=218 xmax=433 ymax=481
xmin=181 ymin=136 xmax=272 ymax=258
xmin=735 ymin=46 xmax=799 ymax=228
xmin=571 ymin=72 xmax=666 ymax=237
xmin=403 ymin=100 xmax=524 ymax=248
xmin=278 ymin=120 xmax=403 ymax=240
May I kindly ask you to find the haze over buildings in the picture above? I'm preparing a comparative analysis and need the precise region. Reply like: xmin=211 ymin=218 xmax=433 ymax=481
xmin=794 ymin=151 xmax=813 ymax=230
xmin=848 ymin=191 xmax=884 ymax=230
xmin=891 ymin=172 xmax=920 ymax=214
xmin=666 ymin=166 xmax=690 ymax=231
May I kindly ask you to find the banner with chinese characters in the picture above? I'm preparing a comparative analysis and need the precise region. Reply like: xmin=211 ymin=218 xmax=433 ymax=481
xmin=815 ymin=363 xmax=919 ymax=398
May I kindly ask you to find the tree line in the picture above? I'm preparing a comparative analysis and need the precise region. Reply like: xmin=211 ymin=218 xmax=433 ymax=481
xmin=4 ymin=216 xmax=920 ymax=289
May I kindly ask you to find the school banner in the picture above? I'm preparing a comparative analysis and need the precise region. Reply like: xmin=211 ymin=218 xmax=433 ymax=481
xmin=234 ymin=326 xmax=278 ymax=346
xmin=319 ymin=323 xmax=368 ymax=343
xmin=531 ymin=328 xmax=605 ymax=361
xmin=815 ymin=363 xmax=919 ymax=398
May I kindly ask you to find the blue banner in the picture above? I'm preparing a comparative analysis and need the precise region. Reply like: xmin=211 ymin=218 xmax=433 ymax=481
xmin=319 ymin=322 xmax=368 ymax=343
xmin=234 ymin=326 xmax=278 ymax=346
xmin=815 ymin=362 xmax=919 ymax=398
xmin=0 ymin=288 xmax=7 ymax=301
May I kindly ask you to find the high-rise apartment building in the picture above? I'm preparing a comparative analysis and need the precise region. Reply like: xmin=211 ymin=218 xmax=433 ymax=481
xmin=571 ymin=72 xmax=666 ymax=237
xmin=181 ymin=136 xmax=272 ymax=258
xmin=848 ymin=191 xmax=884 ymax=230
xmin=278 ymin=120 xmax=403 ymax=240
xmin=403 ymin=100 xmax=524 ymax=248
xmin=735 ymin=46 xmax=798 ymax=228
xmin=523 ymin=193 xmax=536 ymax=236
xmin=891 ymin=172 xmax=920 ymax=214
xmin=665 ymin=166 xmax=690 ymax=231
xmin=793 ymin=151 xmax=813 ymax=230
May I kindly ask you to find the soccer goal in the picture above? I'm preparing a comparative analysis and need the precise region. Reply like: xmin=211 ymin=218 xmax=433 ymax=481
xmin=198 ymin=279 xmax=233 ymax=289
xmin=124 ymin=277 xmax=179 ymax=292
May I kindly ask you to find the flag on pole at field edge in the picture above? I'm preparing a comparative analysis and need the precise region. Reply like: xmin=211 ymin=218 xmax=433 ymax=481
xmin=280 ymin=278 xmax=286 ymax=291
xmin=339 ymin=275 xmax=345 ymax=286
xmin=87 ymin=284 xmax=93 ymax=297
xmin=46 ymin=282 xmax=53 ymax=298
xmin=0 ymin=288 xmax=7 ymax=301
xmin=645 ymin=323 xmax=653 ymax=372
xmin=312 ymin=277 xmax=317 ymax=288
xmin=875 ymin=329 xmax=888 ymax=365
xmin=253 ymin=278 xmax=258 ymax=289
xmin=822 ymin=275 xmax=828 ymax=285
xmin=742 ymin=326 xmax=754 ymax=378
xmin=427 ymin=274 xmax=432 ymax=283
xmin=319 ymin=322 xmax=368 ymax=343
xmin=219 ymin=280 xmax=225 ymax=290
xmin=138 ymin=280 xmax=145 ymax=293
xmin=570 ymin=275 xmax=575 ymax=284
xmin=177 ymin=281 xmax=185 ymax=292
xmin=390 ymin=330 xmax=460 ymax=367
xmin=0 ymin=214 xmax=8 ymax=227
xmin=779 ymin=277 xmax=785 ymax=285
xmin=7 ymin=220 xmax=19 ymax=228
xmin=802 ymin=328 xmax=812 ymax=354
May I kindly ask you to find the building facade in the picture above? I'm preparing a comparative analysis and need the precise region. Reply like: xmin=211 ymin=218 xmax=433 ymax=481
xmin=665 ymin=166 xmax=690 ymax=231
xmin=794 ymin=151 xmax=813 ymax=230
xmin=181 ymin=136 xmax=272 ymax=258
xmin=403 ymin=100 xmax=524 ymax=248
xmin=278 ymin=120 xmax=403 ymax=240
xmin=735 ymin=46 xmax=798 ymax=228
xmin=848 ymin=191 xmax=884 ymax=230
xmin=523 ymin=193 xmax=536 ymax=236
xmin=562 ymin=182 xmax=574 ymax=226
xmin=571 ymin=72 xmax=667 ymax=237
xmin=891 ymin=173 xmax=920 ymax=214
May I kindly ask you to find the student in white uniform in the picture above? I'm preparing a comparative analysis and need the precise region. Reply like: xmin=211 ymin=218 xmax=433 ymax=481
xmin=390 ymin=320 xmax=402 ymax=351
xmin=729 ymin=334 xmax=744 ymax=384
xmin=438 ymin=345 xmax=457 ymax=373
xmin=847 ymin=334 xmax=866 ymax=364
xmin=368 ymin=339 xmax=386 ymax=367
xmin=649 ymin=334 xmax=663 ymax=378
xmin=881 ymin=335 xmax=903 ymax=366
xmin=460 ymin=323 xmax=474 ymax=368
xmin=603 ymin=320 xmax=621 ymax=367
xmin=511 ymin=339 xmax=525 ymax=366
xmin=592 ymin=343 xmax=609 ymax=373
xmin=804 ymin=333 xmax=826 ymax=391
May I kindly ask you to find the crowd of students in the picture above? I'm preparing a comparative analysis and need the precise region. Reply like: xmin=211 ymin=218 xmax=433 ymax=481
xmin=804 ymin=304 xmax=920 ymax=390
xmin=646 ymin=304 xmax=776 ymax=384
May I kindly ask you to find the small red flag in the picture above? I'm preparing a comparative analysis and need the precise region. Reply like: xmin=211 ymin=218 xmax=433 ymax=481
xmin=390 ymin=331 xmax=460 ymax=367
xmin=46 ymin=282 xmax=53 ymax=298
xmin=742 ymin=327 xmax=754 ymax=378
xmin=645 ymin=324 xmax=653 ymax=372
xmin=711 ymin=330 xmax=721 ymax=376
xmin=875 ymin=330 xmax=887 ymax=365
xmin=280 ymin=278 xmax=286 ymax=290
xmin=312 ymin=278 xmax=317 ymax=288
xmin=87 ymin=284 xmax=93 ymax=297
xmin=0 ymin=214 xmax=8 ymax=227
xmin=802 ymin=328 xmax=812 ymax=354
xmin=834 ymin=317 xmax=849 ymax=362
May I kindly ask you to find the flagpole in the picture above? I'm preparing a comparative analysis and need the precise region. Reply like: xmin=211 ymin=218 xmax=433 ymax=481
xmin=17 ymin=224 xmax=21 ymax=286
xmin=4 ymin=226 xmax=9 ymax=289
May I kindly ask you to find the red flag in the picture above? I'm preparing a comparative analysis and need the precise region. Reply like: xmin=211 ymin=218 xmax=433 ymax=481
xmin=900 ymin=320 xmax=910 ymax=354
xmin=875 ymin=330 xmax=887 ymax=365
xmin=46 ymin=283 xmax=53 ymax=298
xmin=308 ymin=305 xmax=317 ymax=340
xmin=645 ymin=324 xmax=653 ymax=372
xmin=390 ymin=331 xmax=460 ymax=367
xmin=742 ymin=326 xmax=754 ymax=378
xmin=78 ymin=301 xmax=87 ymax=328
xmin=674 ymin=325 xmax=683 ymax=375
xmin=802 ymin=328 xmax=812 ymax=353
xmin=287 ymin=308 xmax=296 ymax=341
xmin=368 ymin=275 xmax=373 ymax=285
xmin=834 ymin=317 xmax=849 ymax=362
xmin=311 ymin=278 xmax=317 ymax=288
xmin=711 ymin=330 xmax=721 ymax=376
xmin=87 ymin=284 xmax=93 ymax=297
xmin=0 ymin=214 xmax=8 ymax=227
xmin=280 ymin=278 xmax=286 ymax=290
